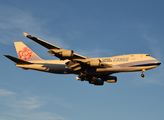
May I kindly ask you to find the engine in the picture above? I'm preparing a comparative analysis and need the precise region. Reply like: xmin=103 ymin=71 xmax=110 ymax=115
xmin=87 ymin=60 xmax=101 ymax=67
xmin=89 ymin=76 xmax=117 ymax=85
xmin=76 ymin=75 xmax=117 ymax=86
xmin=89 ymin=78 xmax=104 ymax=85
xmin=103 ymin=76 xmax=117 ymax=83
xmin=58 ymin=50 xmax=74 ymax=58
xmin=93 ymin=79 xmax=104 ymax=85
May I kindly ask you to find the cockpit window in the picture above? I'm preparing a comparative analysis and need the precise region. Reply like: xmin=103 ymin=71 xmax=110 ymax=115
xmin=146 ymin=54 xmax=150 ymax=56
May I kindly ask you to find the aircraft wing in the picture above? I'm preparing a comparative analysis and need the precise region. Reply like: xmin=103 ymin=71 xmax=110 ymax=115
xmin=23 ymin=33 xmax=87 ymax=60
xmin=23 ymin=33 xmax=112 ymax=71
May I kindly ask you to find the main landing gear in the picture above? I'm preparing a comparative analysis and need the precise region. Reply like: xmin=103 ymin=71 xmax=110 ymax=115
xmin=141 ymin=69 xmax=145 ymax=78
xmin=78 ymin=69 xmax=88 ymax=81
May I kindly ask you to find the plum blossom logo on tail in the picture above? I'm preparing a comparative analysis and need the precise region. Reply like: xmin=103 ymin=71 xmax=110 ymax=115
xmin=18 ymin=47 xmax=33 ymax=60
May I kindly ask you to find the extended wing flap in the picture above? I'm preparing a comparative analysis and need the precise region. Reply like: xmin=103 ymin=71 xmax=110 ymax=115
xmin=66 ymin=60 xmax=82 ymax=71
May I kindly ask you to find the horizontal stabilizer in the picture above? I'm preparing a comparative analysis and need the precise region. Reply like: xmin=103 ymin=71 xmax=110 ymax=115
xmin=4 ymin=55 xmax=33 ymax=64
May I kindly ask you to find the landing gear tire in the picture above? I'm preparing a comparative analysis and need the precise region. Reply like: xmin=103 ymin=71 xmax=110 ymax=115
xmin=141 ymin=74 xmax=145 ymax=78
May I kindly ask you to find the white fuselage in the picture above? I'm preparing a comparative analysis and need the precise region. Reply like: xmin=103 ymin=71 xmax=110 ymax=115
xmin=16 ymin=54 xmax=161 ymax=76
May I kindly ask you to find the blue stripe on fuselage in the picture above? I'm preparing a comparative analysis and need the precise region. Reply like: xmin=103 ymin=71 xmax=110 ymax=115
xmin=117 ymin=60 xmax=161 ymax=67
xmin=130 ymin=62 xmax=161 ymax=67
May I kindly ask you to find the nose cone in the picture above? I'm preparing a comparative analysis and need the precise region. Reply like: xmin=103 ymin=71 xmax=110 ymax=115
xmin=156 ymin=60 xmax=161 ymax=66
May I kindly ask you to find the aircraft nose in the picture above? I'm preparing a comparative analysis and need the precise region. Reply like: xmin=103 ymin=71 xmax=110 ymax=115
xmin=156 ymin=60 xmax=161 ymax=66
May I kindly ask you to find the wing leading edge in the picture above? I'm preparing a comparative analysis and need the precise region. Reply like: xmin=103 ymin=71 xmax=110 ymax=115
xmin=23 ymin=33 xmax=87 ymax=60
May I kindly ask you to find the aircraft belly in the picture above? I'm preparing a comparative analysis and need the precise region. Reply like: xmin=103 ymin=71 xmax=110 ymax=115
xmin=16 ymin=64 xmax=74 ymax=74
xmin=43 ymin=64 xmax=74 ymax=74
xmin=87 ymin=65 xmax=158 ymax=75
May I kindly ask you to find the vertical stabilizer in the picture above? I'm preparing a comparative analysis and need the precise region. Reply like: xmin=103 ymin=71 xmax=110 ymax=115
xmin=14 ymin=42 xmax=42 ymax=61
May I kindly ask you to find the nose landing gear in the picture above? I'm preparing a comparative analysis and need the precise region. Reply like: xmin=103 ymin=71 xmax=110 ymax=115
xmin=141 ymin=69 xmax=145 ymax=78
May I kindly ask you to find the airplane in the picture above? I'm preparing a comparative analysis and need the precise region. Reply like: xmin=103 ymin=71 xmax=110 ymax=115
xmin=4 ymin=33 xmax=161 ymax=85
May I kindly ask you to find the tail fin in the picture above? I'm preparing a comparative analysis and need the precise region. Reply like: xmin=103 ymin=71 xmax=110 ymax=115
xmin=14 ymin=42 xmax=42 ymax=61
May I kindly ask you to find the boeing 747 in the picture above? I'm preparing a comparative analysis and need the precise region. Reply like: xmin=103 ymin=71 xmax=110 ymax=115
xmin=4 ymin=33 xmax=161 ymax=85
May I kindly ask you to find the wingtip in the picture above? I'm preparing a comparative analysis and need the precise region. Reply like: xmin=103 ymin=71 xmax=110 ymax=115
xmin=23 ymin=32 xmax=32 ymax=38
xmin=23 ymin=32 xmax=29 ymax=37
xmin=4 ymin=54 xmax=8 ymax=57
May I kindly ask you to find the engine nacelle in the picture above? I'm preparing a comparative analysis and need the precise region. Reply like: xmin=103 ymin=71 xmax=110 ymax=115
xmin=89 ymin=78 xmax=104 ymax=85
xmin=87 ymin=60 xmax=101 ymax=67
xmin=94 ymin=79 xmax=104 ymax=85
xmin=103 ymin=76 xmax=117 ymax=83
xmin=59 ymin=50 xmax=74 ymax=58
